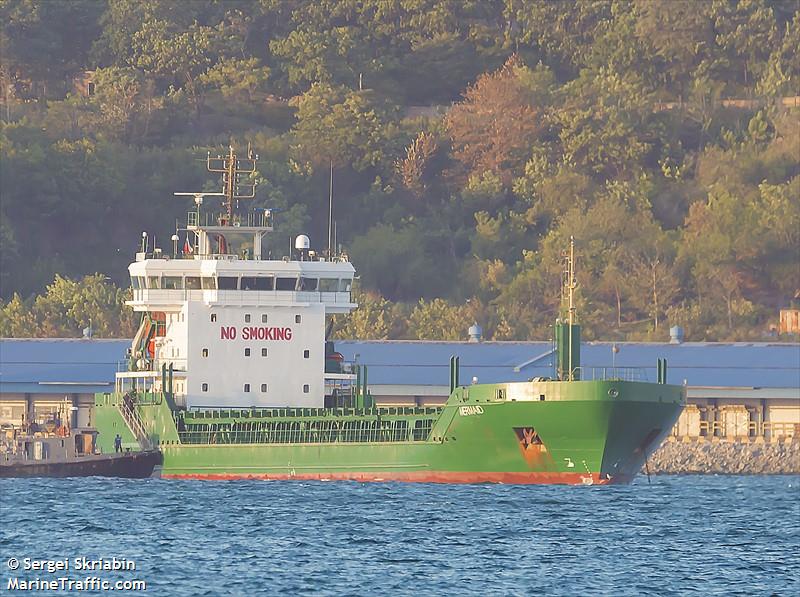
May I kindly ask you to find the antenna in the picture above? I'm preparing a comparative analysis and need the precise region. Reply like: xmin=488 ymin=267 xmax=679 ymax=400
xmin=173 ymin=192 xmax=225 ymax=204
xmin=206 ymin=145 xmax=259 ymax=225
xmin=327 ymin=159 xmax=334 ymax=257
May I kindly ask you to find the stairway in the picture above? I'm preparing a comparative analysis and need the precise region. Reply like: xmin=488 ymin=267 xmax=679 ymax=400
xmin=118 ymin=402 xmax=153 ymax=451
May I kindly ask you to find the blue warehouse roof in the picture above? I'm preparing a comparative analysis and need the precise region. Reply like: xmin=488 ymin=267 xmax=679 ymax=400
xmin=334 ymin=340 xmax=800 ymax=390
xmin=0 ymin=339 xmax=130 ymax=395
xmin=1 ymin=338 xmax=798 ymax=394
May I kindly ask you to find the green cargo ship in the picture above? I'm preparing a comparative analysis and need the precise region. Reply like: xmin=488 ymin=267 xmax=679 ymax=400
xmin=94 ymin=148 xmax=684 ymax=485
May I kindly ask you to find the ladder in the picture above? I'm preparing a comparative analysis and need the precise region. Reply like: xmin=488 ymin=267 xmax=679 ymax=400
xmin=118 ymin=402 xmax=153 ymax=451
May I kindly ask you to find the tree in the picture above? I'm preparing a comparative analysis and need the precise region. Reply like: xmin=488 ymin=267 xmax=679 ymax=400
xmin=712 ymin=0 xmax=778 ymax=87
xmin=200 ymin=57 xmax=270 ymax=102
xmin=555 ymin=68 xmax=659 ymax=180
xmin=0 ymin=294 xmax=37 ymax=337
xmin=129 ymin=19 xmax=212 ymax=113
xmin=406 ymin=298 xmax=470 ymax=340
xmin=0 ymin=0 xmax=104 ymax=96
xmin=396 ymin=131 xmax=438 ymax=198
xmin=445 ymin=56 xmax=550 ymax=184
xmin=290 ymin=82 xmax=388 ymax=172
xmin=32 ymin=274 xmax=137 ymax=337
xmin=634 ymin=0 xmax=715 ymax=98
xmin=0 ymin=275 xmax=136 ymax=338
xmin=331 ymin=290 xmax=393 ymax=340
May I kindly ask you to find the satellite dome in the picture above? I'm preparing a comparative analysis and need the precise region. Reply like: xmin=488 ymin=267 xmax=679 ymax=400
xmin=295 ymin=234 xmax=310 ymax=250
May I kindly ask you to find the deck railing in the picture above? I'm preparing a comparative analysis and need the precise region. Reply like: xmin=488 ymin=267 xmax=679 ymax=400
xmin=176 ymin=410 xmax=440 ymax=445
xmin=571 ymin=367 xmax=648 ymax=382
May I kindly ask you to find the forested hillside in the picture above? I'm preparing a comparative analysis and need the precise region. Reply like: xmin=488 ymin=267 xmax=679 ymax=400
xmin=1 ymin=0 xmax=798 ymax=341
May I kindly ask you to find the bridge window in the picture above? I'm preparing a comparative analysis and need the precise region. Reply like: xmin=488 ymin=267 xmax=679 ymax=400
xmin=218 ymin=276 xmax=237 ymax=290
xmin=185 ymin=276 xmax=201 ymax=289
xmin=318 ymin=278 xmax=338 ymax=292
xmin=202 ymin=383 xmax=208 ymax=392
xmin=201 ymin=277 xmax=216 ymax=289
xmin=338 ymin=279 xmax=352 ymax=292
xmin=146 ymin=276 xmax=161 ymax=289
xmin=275 ymin=277 xmax=296 ymax=291
xmin=297 ymin=277 xmax=318 ymax=291
xmin=130 ymin=276 xmax=140 ymax=289
xmin=241 ymin=276 xmax=273 ymax=290
xmin=163 ymin=276 xmax=182 ymax=290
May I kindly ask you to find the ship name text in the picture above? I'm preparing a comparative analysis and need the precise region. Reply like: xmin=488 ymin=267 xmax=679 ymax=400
xmin=458 ymin=405 xmax=484 ymax=416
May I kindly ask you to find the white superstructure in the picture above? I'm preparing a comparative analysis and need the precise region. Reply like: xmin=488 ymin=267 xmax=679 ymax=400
xmin=117 ymin=147 xmax=356 ymax=409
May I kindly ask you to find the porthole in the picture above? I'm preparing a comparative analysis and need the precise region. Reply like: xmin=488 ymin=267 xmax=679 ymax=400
xmin=202 ymin=383 xmax=208 ymax=392
xmin=303 ymin=384 xmax=309 ymax=393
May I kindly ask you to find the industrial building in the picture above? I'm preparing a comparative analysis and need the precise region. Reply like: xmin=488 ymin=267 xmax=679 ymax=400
xmin=1 ymin=336 xmax=798 ymax=442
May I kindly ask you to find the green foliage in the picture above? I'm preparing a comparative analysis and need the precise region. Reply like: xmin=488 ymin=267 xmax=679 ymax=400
xmin=0 ymin=274 xmax=136 ymax=338
xmin=331 ymin=290 xmax=393 ymax=340
xmin=1 ymin=0 xmax=798 ymax=342
xmin=290 ymin=83 xmax=390 ymax=172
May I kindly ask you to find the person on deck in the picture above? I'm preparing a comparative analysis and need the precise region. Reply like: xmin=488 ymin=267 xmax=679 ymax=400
xmin=114 ymin=434 xmax=122 ymax=453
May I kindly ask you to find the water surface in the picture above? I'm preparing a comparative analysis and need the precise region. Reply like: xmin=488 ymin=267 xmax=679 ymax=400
xmin=2 ymin=476 xmax=798 ymax=595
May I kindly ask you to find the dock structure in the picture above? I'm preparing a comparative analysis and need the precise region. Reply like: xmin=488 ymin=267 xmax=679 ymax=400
xmin=1 ymin=338 xmax=798 ymax=445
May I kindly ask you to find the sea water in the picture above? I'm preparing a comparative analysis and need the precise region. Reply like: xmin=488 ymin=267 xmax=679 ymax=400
xmin=1 ymin=475 xmax=798 ymax=596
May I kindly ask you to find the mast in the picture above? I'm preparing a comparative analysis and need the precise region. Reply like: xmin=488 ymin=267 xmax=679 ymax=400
xmin=567 ymin=236 xmax=576 ymax=380
xmin=556 ymin=237 xmax=581 ymax=381
xmin=173 ymin=145 xmax=271 ymax=259
xmin=206 ymin=145 xmax=258 ymax=226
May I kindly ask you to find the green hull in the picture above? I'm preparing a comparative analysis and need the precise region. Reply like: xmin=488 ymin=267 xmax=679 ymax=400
xmin=95 ymin=379 xmax=684 ymax=485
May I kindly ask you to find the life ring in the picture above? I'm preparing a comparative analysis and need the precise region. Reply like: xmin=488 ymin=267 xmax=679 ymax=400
xmin=56 ymin=425 xmax=69 ymax=437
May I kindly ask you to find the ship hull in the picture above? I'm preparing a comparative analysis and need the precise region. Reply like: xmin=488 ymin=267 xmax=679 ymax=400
xmin=0 ymin=450 xmax=162 ymax=479
xmin=95 ymin=380 xmax=684 ymax=485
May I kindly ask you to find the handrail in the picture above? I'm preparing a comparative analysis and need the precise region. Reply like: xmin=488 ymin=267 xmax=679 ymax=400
xmin=570 ymin=366 xmax=648 ymax=382
xmin=177 ymin=422 xmax=435 ymax=445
